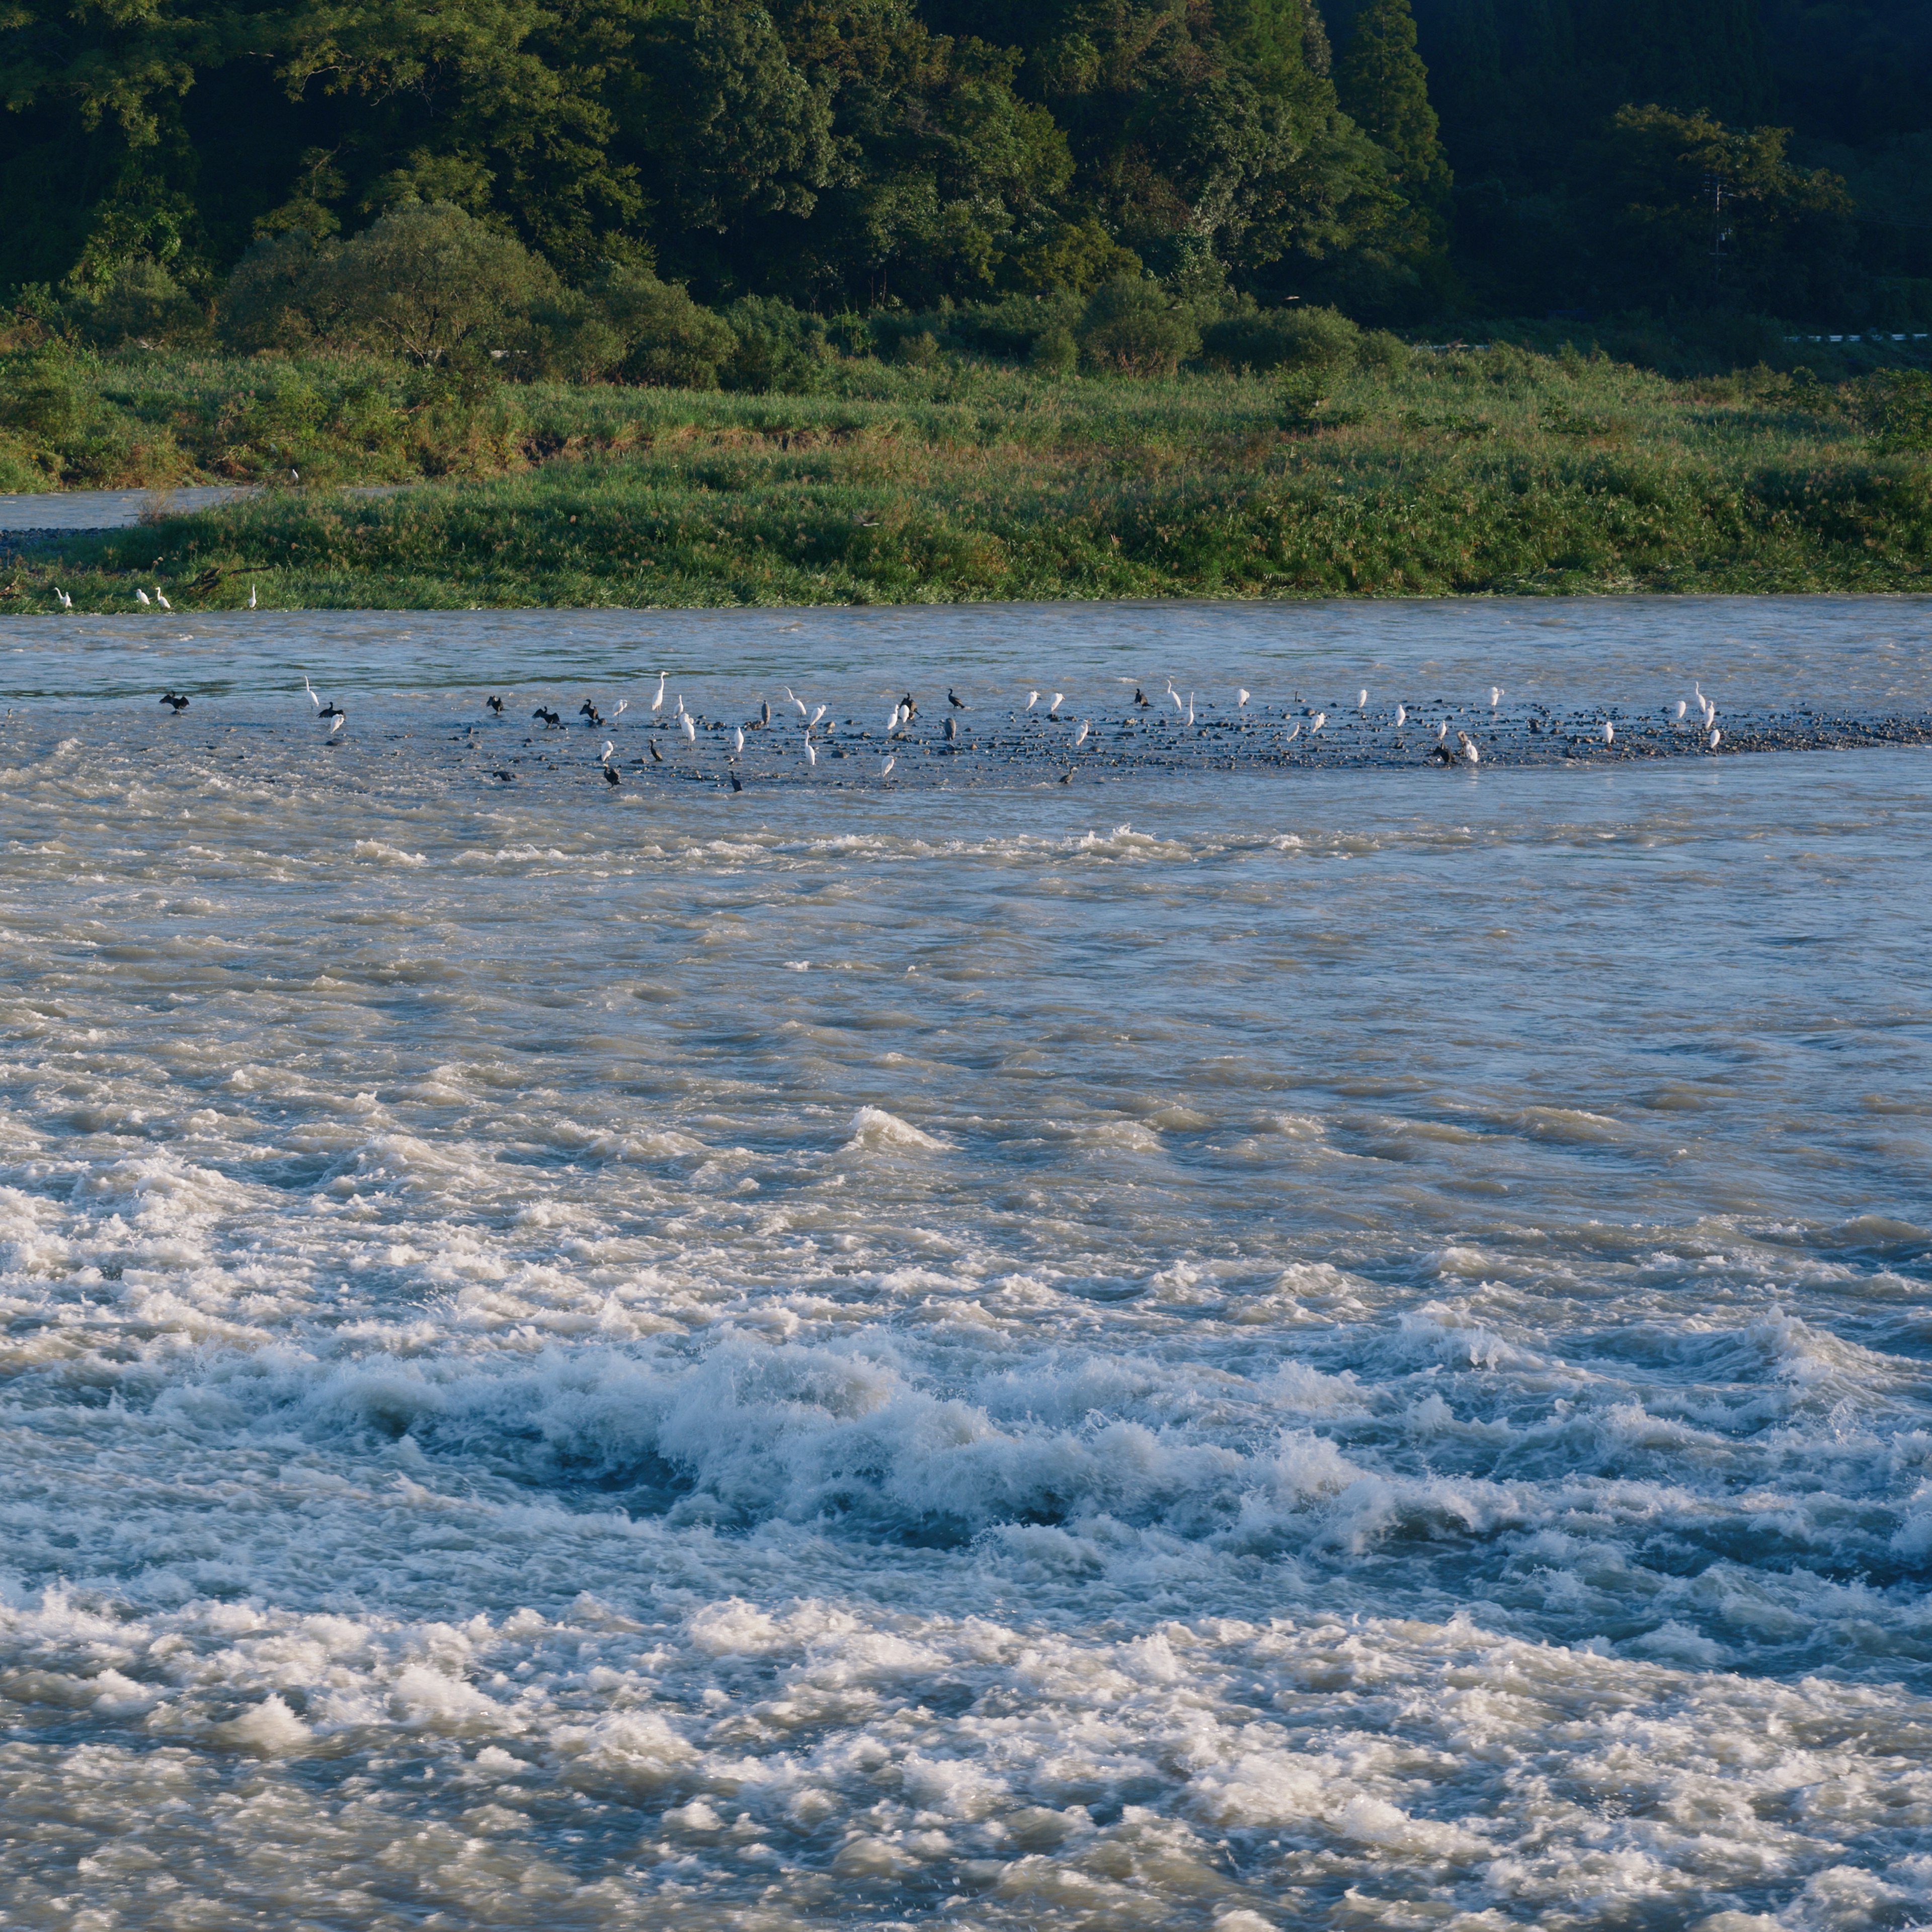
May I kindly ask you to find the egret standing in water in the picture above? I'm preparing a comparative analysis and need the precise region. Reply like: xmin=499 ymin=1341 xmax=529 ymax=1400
xmin=733 ymin=726 xmax=745 ymax=758
xmin=1238 ymin=689 xmax=1250 ymax=708
xmin=1395 ymin=703 xmax=1407 ymax=727
xmin=804 ymin=739 xmax=817 ymax=766
xmin=652 ymin=673 xmax=668 ymax=715
xmin=1602 ymin=719 xmax=1615 ymax=745
xmin=1490 ymin=686 xmax=1505 ymax=708
xmin=881 ymin=755 xmax=896 ymax=779
xmin=1024 ymin=690 xmax=1039 ymax=711
xmin=682 ymin=712 xmax=696 ymax=746
xmin=1074 ymin=719 xmax=1089 ymax=748
xmin=1311 ymin=711 xmax=1327 ymax=734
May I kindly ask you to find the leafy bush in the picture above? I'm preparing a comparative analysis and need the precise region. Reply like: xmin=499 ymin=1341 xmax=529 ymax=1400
xmin=306 ymin=202 xmax=554 ymax=365
xmin=1031 ymin=327 xmax=1078 ymax=373
xmin=67 ymin=261 xmax=208 ymax=348
xmin=1853 ymin=369 xmax=1932 ymax=450
xmin=721 ymin=297 xmax=834 ymax=392
xmin=1077 ymin=277 xmax=1199 ymax=376
xmin=1199 ymin=304 xmax=1361 ymax=374
xmin=0 ymin=342 xmax=88 ymax=440
xmin=220 ymin=233 xmax=335 ymax=352
xmin=596 ymin=266 xmax=738 ymax=387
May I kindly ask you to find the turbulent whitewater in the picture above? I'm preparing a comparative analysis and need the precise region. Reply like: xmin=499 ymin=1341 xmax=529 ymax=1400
xmin=2 ymin=596 xmax=1929 ymax=1931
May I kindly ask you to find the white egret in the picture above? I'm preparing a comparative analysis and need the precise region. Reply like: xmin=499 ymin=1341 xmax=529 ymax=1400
xmin=1283 ymin=722 xmax=1301 ymax=743
xmin=810 ymin=703 xmax=827 ymax=729
xmin=673 ymin=693 xmax=686 ymax=719
xmin=1490 ymin=685 xmax=1504 ymax=707
xmin=1074 ymin=720 xmax=1089 ymax=748
xmin=600 ymin=739 xmax=615 ymax=762
xmin=1395 ymin=703 xmax=1406 ymax=727
xmin=681 ymin=712 xmax=696 ymax=745
xmin=804 ymin=739 xmax=817 ymax=766
xmin=881 ymin=755 xmax=896 ymax=778
xmin=303 ymin=676 xmax=320 ymax=710
xmin=1238 ymin=688 xmax=1250 ymax=707
xmin=1311 ymin=711 xmax=1326 ymax=733
xmin=135 ymin=588 xmax=151 ymax=606
xmin=733 ymin=726 xmax=745 ymax=757
xmin=328 ymin=712 xmax=345 ymax=738
xmin=1709 ymin=728 xmax=1722 ymax=749
xmin=1358 ymin=688 xmax=1368 ymax=710
xmin=248 ymin=583 xmax=257 ymax=609
xmin=1602 ymin=719 xmax=1615 ymax=744
xmin=1436 ymin=718 xmax=1448 ymax=742
xmin=1460 ymin=732 xmax=1480 ymax=764
xmin=155 ymin=588 xmax=171 ymax=609
xmin=1167 ymin=684 xmax=1183 ymax=715
xmin=613 ymin=699 xmax=628 ymax=718
xmin=1185 ymin=692 xmax=1195 ymax=725
xmin=1025 ymin=690 xmax=1039 ymax=710
xmin=1050 ymin=692 xmax=1065 ymax=717
xmin=652 ymin=672 xmax=668 ymax=714
xmin=55 ymin=586 xmax=72 ymax=609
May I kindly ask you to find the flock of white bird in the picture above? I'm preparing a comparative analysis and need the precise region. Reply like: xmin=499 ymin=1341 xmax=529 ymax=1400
xmin=264 ymin=664 xmax=1728 ymax=773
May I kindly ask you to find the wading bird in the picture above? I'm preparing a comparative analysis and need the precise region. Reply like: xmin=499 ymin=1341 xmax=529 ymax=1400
xmin=733 ymin=726 xmax=745 ymax=758
xmin=810 ymin=704 xmax=827 ymax=730
xmin=1460 ymin=732 xmax=1480 ymax=765
xmin=649 ymin=738 xmax=664 ymax=762
xmin=730 ymin=772 xmax=743 ymax=792
xmin=305 ymin=677 xmax=321 ymax=711
xmin=1311 ymin=711 xmax=1327 ymax=734
xmin=881 ymin=755 xmax=896 ymax=779
xmin=1490 ymin=686 xmax=1504 ymax=708
xmin=1024 ymin=690 xmax=1039 ymax=711
xmin=327 ymin=712 xmax=345 ymax=738
xmin=248 ymin=584 xmax=257 ymax=609
xmin=804 ymin=739 xmax=817 ymax=767
xmin=487 ymin=695 xmax=504 ymax=714
xmin=600 ymin=740 xmax=615 ymax=763
xmin=532 ymin=706 xmax=561 ymax=728
xmin=1074 ymin=720 xmax=1089 ymax=748
xmin=1602 ymin=719 xmax=1615 ymax=745
xmin=160 ymin=691 xmax=189 ymax=712
xmin=682 ymin=713 xmax=696 ymax=746
xmin=54 ymin=587 xmax=71 ymax=609
xmin=1395 ymin=703 xmax=1407 ymax=727
xmin=135 ymin=589 xmax=151 ymax=606
xmin=1709 ymin=728 xmax=1722 ymax=750
xmin=613 ymin=700 xmax=628 ymax=719
xmin=1185 ymin=693 xmax=1195 ymax=725
xmin=581 ymin=701 xmax=603 ymax=727
xmin=155 ymin=588 xmax=171 ymax=610
xmin=652 ymin=673 xmax=667 ymax=715
xmin=948 ymin=688 xmax=967 ymax=708
xmin=1358 ymin=688 xmax=1368 ymax=710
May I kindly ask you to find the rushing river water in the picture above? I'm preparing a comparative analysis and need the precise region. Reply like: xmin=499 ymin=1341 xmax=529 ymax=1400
xmin=2 ymin=596 xmax=1930 ymax=1931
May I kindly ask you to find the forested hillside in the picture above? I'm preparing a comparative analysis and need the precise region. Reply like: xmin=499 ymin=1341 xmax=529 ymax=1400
xmin=1 ymin=0 xmax=1926 ymax=346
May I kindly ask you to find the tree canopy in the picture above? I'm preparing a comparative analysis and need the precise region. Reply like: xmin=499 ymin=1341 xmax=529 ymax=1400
xmin=2 ymin=0 xmax=1925 ymax=329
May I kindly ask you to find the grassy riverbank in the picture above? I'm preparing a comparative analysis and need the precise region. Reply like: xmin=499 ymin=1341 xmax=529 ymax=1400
xmin=7 ymin=349 xmax=1930 ymax=605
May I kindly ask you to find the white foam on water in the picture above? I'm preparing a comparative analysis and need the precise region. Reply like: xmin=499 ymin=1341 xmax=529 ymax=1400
xmin=2 ymin=601 xmax=1930 ymax=1926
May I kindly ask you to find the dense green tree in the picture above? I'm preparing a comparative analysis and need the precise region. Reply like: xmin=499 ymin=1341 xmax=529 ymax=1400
xmin=1335 ymin=0 xmax=1451 ymax=239
xmin=1591 ymin=104 xmax=1854 ymax=312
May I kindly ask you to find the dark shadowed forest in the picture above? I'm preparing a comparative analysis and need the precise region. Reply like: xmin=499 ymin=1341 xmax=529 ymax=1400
xmin=3 ymin=0 xmax=1927 ymax=358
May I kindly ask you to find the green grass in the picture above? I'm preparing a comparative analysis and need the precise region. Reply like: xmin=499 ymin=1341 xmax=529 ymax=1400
xmin=6 ymin=349 xmax=1930 ymax=606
